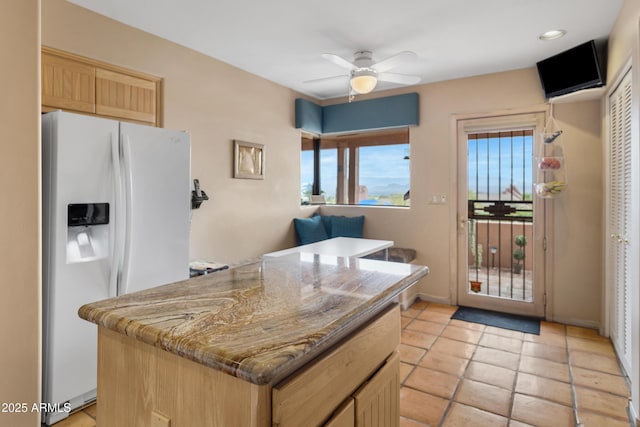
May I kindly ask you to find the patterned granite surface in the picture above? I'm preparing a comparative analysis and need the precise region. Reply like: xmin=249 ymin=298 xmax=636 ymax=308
xmin=79 ymin=253 xmax=428 ymax=385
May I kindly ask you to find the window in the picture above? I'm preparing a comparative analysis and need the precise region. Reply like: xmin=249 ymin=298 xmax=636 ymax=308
xmin=301 ymin=129 xmax=410 ymax=206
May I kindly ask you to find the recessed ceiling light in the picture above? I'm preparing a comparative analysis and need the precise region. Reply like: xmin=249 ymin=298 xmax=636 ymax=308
xmin=539 ymin=29 xmax=567 ymax=40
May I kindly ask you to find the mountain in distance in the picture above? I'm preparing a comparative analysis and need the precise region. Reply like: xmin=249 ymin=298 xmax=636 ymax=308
xmin=365 ymin=181 xmax=409 ymax=196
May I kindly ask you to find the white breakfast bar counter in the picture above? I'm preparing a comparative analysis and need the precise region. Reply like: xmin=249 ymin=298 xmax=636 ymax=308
xmin=264 ymin=237 xmax=393 ymax=259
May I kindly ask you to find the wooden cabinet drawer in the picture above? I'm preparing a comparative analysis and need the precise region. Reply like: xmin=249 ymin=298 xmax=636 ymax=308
xmin=272 ymin=305 xmax=400 ymax=427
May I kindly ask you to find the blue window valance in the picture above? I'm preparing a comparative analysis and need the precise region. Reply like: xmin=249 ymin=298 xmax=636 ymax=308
xmin=295 ymin=93 xmax=419 ymax=135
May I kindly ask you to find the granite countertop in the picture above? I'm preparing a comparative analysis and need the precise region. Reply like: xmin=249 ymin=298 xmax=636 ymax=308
xmin=78 ymin=253 xmax=429 ymax=385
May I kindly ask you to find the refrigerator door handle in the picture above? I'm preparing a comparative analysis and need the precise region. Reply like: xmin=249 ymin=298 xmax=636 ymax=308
xmin=110 ymin=132 xmax=123 ymax=298
xmin=119 ymin=133 xmax=135 ymax=295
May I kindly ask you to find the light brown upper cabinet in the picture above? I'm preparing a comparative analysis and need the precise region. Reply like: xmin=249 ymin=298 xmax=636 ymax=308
xmin=95 ymin=68 xmax=157 ymax=124
xmin=42 ymin=47 xmax=162 ymax=126
xmin=42 ymin=50 xmax=96 ymax=114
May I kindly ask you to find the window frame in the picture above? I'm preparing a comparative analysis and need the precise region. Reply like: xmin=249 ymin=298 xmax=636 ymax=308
xmin=301 ymin=128 xmax=410 ymax=206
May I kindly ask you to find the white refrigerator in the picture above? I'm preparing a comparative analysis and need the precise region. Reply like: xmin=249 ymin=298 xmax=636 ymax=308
xmin=41 ymin=111 xmax=191 ymax=425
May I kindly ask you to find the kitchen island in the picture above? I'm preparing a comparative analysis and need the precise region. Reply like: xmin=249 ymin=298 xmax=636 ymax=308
xmin=79 ymin=253 xmax=429 ymax=427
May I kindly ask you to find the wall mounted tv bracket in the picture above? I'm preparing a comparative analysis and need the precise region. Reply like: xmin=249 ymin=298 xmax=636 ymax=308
xmin=191 ymin=179 xmax=209 ymax=209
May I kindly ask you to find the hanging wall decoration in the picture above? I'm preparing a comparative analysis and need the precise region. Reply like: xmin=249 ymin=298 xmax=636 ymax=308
xmin=535 ymin=106 xmax=567 ymax=198
xmin=233 ymin=140 xmax=265 ymax=180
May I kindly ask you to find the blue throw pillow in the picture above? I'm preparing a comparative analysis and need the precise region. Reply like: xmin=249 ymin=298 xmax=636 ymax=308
xmin=294 ymin=215 xmax=329 ymax=245
xmin=319 ymin=215 xmax=335 ymax=235
xmin=330 ymin=215 xmax=364 ymax=238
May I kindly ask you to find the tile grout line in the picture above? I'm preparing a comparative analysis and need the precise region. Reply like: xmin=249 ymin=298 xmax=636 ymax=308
xmin=434 ymin=313 xmax=463 ymax=427
xmin=507 ymin=330 xmax=525 ymax=425
xmin=566 ymin=330 xmax=584 ymax=427
xmin=439 ymin=320 xmax=507 ymax=426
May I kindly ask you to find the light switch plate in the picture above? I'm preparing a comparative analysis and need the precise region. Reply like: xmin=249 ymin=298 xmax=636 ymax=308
xmin=429 ymin=194 xmax=447 ymax=204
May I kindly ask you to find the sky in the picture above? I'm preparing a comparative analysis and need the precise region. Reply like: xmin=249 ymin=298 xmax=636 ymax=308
xmin=468 ymin=135 xmax=534 ymax=198
xmin=301 ymin=135 xmax=535 ymax=199
xmin=301 ymin=144 xmax=410 ymax=197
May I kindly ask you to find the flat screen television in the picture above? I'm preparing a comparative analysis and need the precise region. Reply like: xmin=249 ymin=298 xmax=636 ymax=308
xmin=536 ymin=39 xmax=607 ymax=99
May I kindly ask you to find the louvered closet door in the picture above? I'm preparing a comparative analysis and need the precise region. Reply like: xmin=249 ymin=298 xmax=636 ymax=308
xmin=608 ymin=68 xmax=633 ymax=375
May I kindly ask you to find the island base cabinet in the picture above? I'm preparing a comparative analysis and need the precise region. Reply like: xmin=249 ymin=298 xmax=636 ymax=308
xmin=273 ymin=306 xmax=400 ymax=427
xmin=95 ymin=305 xmax=400 ymax=427
xmin=324 ymin=351 xmax=400 ymax=427
xmin=96 ymin=327 xmax=271 ymax=427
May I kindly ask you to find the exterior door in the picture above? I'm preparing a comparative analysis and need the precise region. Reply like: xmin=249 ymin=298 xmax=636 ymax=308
xmin=456 ymin=113 xmax=546 ymax=317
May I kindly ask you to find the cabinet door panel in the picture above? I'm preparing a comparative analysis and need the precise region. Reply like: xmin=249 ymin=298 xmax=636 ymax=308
xmin=354 ymin=352 xmax=400 ymax=427
xmin=42 ymin=52 xmax=95 ymax=113
xmin=96 ymin=68 xmax=157 ymax=124
xmin=324 ymin=399 xmax=355 ymax=427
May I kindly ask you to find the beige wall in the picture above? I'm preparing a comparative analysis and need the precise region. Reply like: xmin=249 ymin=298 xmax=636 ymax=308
xmin=0 ymin=1 xmax=41 ymax=426
xmin=323 ymin=71 xmax=603 ymax=327
xmin=548 ymin=101 xmax=603 ymax=326
xmin=608 ymin=0 xmax=639 ymax=81
xmin=43 ymin=0 xmax=303 ymax=262
xmin=42 ymin=2 xmax=606 ymax=330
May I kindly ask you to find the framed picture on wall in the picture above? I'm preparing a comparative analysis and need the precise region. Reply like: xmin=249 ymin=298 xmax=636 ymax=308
xmin=233 ymin=140 xmax=265 ymax=179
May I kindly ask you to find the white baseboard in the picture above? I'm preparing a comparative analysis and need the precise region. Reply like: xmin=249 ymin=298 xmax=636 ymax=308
xmin=414 ymin=292 xmax=452 ymax=306
xmin=550 ymin=316 xmax=600 ymax=330
xmin=394 ymin=292 xmax=416 ymax=311
xmin=406 ymin=296 xmax=604 ymax=332
xmin=628 ymin=400 xmax=639 ymax=427
xmin=396 ymin=292 xmax=454 ymax=311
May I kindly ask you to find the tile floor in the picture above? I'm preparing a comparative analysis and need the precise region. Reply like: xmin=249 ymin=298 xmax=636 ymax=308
xmin=399 ymin=300 xmax=632 ymax=427
xmin=49 ymin=402 xmax=95 ymax=427
xmin=53 ymin=300 xmax=632 ymax=427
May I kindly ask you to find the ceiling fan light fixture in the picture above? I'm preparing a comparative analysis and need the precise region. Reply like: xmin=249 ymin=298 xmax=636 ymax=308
xmin=350 ymin=69 xmax=378 ymax=94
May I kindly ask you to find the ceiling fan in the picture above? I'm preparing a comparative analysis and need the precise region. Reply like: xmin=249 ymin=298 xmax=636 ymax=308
xmin=305 ymin=50 xmax=421 ymax=97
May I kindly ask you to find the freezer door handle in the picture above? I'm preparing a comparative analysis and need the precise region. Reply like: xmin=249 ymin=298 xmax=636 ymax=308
xmin=118 ymin=133 xmax=135 ymax=295
xmin=109 ymin=132 xmax=123 ymax=298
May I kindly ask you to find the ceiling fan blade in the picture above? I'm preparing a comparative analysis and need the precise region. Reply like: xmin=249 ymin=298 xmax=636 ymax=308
xmin=321 ymin=53 xmax=355 ymax=70
xmin=303 ymin=75 xmax=348 ymax=84
xmin=377 ymin=72 xmax=421 ymax=85
xmin=373 ymin=51 xmax=417 ymax=72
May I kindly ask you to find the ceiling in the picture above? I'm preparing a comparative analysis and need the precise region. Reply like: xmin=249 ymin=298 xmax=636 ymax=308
xmin=68 ymin=0 xmax=623 ymax=100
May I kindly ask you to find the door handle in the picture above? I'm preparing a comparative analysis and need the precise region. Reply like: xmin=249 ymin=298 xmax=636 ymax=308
xmin=611 ymin=233 xmax=630 ymax=244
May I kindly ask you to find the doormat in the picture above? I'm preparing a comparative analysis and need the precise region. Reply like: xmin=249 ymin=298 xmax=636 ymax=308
xmin=451 ymin=306 xmax=540 ymax=335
